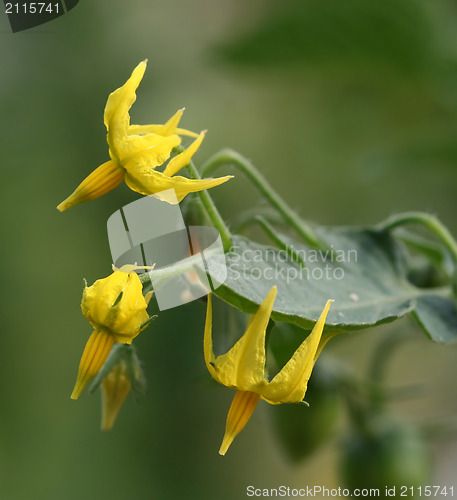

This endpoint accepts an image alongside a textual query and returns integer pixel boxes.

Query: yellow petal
[114,133,181,165]
[211,286,277,391]
[71,329,115,400]
[125,168,233,203]
[104,61,147,161]
[175,128,200,138]
[261,300,333,404]
[104,61,147,132]
[162,108,184,136]
[122,134,181,175]
[104,61,147,151]
[127,107,199,138]
[315,330,341,360]
[108,271,148,333]
[81,270,130,325]
[219,390,260,456]
[163,131,206,177]
[128,124,199,139]
[160,108,199,137]
[57,160,124,212]
[81,270,148,340]
[101,364,132,431]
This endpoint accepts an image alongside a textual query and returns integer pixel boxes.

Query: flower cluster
[62,62,334,453]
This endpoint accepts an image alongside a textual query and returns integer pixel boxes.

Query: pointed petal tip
[101,421,114,432]
[70,386,82,400]
[264,284,278,302]
[71,330,115,401]
[324,299,334,309]
[131,60,148,80]
[70,374,89,400]
[218,429,236,456]
[56,201,68,212]
[218,442,229,456]
[56,161,124,213]
[217,391,260,456]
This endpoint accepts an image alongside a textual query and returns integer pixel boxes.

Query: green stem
[368,333,405,412]
[377,212,457,265]
[232,208,283,234]
[201,149,324,248]
[187,159,232,251]
[173,147,232,251]
[255,215,306,268]
[139,246,222,286]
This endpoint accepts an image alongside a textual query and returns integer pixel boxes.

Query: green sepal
[89,344,147,400]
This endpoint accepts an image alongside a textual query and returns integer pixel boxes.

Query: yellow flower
[57,60,232,212]
[204,286,333,455]
[100,361,132,431]
[71,265,153,400]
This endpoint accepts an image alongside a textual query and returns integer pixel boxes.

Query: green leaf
[210,227,417,332]
[209,226,456,342]
[412,295,457,344]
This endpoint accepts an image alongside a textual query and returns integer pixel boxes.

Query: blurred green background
[1,1,457,498]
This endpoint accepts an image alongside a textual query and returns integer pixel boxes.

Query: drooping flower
[57,61,232,212]
[100,360,132,431]
[71,265,153,400]
[204,286,333,455]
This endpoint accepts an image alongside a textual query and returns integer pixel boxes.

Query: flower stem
[201,149,324,248]
[368,333,406,412]
[377,212,457,265]
[175,147,232,251]
[255,215,306,268]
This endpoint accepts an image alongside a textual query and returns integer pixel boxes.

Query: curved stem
[201,149,324,249]
[255,215,306,268]
[173,147,232,251]
[232,208,283,234]
[139,245,222,286]
[377,212,457,265]
[368,333,405,412]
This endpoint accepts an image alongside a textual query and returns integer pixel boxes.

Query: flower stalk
[377,211,457,267]
[179,148,233,251]
[201,149,324,249]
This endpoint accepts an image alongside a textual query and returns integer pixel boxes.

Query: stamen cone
[57,160,124,212]
[219,390,260,456]
[71,330,115,400]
